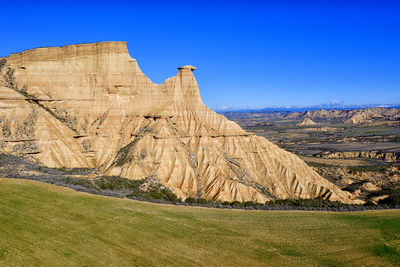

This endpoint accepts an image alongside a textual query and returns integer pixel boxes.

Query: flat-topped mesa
[0,42,362,204]
[6,41,130,64]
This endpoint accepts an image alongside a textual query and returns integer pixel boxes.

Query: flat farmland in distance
[0,178,399,266]
[223,111,400,205]
[299,155,369,166]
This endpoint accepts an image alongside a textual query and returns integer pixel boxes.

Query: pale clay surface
[297,118,317,126]
[0,42,360,203]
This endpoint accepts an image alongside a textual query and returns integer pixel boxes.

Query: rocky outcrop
[372,195,389,204]
[296,118,317,126]
[310,164,400,204]
[301,127,343,132]
[286,107,400,122]
[315,151,400,162]
[361,182,380,191]
[344,112,373,124]
[0,41,359,203]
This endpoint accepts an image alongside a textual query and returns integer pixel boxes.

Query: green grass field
[0,178,399,266]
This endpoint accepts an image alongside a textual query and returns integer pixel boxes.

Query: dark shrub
[185,197,197,204]
[197,198,211,205]
[244,201,257,207]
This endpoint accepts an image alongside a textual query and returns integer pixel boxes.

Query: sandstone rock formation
[297,118,317,126]
[301,127,343,132]
[361,182,380,192]
[372,195,389,205]
[0,41,360,203]
[315,151,400,162]
[344,112,373,124]
[286,107,400,123]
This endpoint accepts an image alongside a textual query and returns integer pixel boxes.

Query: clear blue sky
[1,0,399,109]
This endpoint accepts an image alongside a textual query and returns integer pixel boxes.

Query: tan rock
[0,41,361,204]
[317,150,399,162]
[352,189,362,199]
[372,195,389,205]
[286,107,400,122]
[297,118,317,126]
[344,112,373,124]
[361,182,380,191]
[301,127,342,132]
[341,177,354,185]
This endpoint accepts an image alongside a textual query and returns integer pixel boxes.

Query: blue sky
[1,0,399,109]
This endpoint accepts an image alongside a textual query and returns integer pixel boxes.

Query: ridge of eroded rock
[0,42,360,204]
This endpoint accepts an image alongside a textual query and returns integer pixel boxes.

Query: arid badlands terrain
[0,41,365,205]
[223,108,400,205]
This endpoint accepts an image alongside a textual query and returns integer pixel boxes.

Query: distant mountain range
[213,103,400,113]
[221,107,400,125]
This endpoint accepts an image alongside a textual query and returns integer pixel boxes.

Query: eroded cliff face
[0,41,360,203]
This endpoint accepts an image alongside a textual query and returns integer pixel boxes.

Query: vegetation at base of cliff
[305,161,334,168]
[347,163,397,174]
[185,196,397,210]
[59,175,179,202]
[64,177,95,188]
[0,153,398,210]
[94,175,142,191]
[305,161,396,173]
[342,181,365,193]
[51,166,93,175]
[126,188,179,202]
[366,183,400,207]
[0,153,179,203]
[95,175,179,202]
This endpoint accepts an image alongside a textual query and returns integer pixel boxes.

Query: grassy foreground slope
[0,179,399,266]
